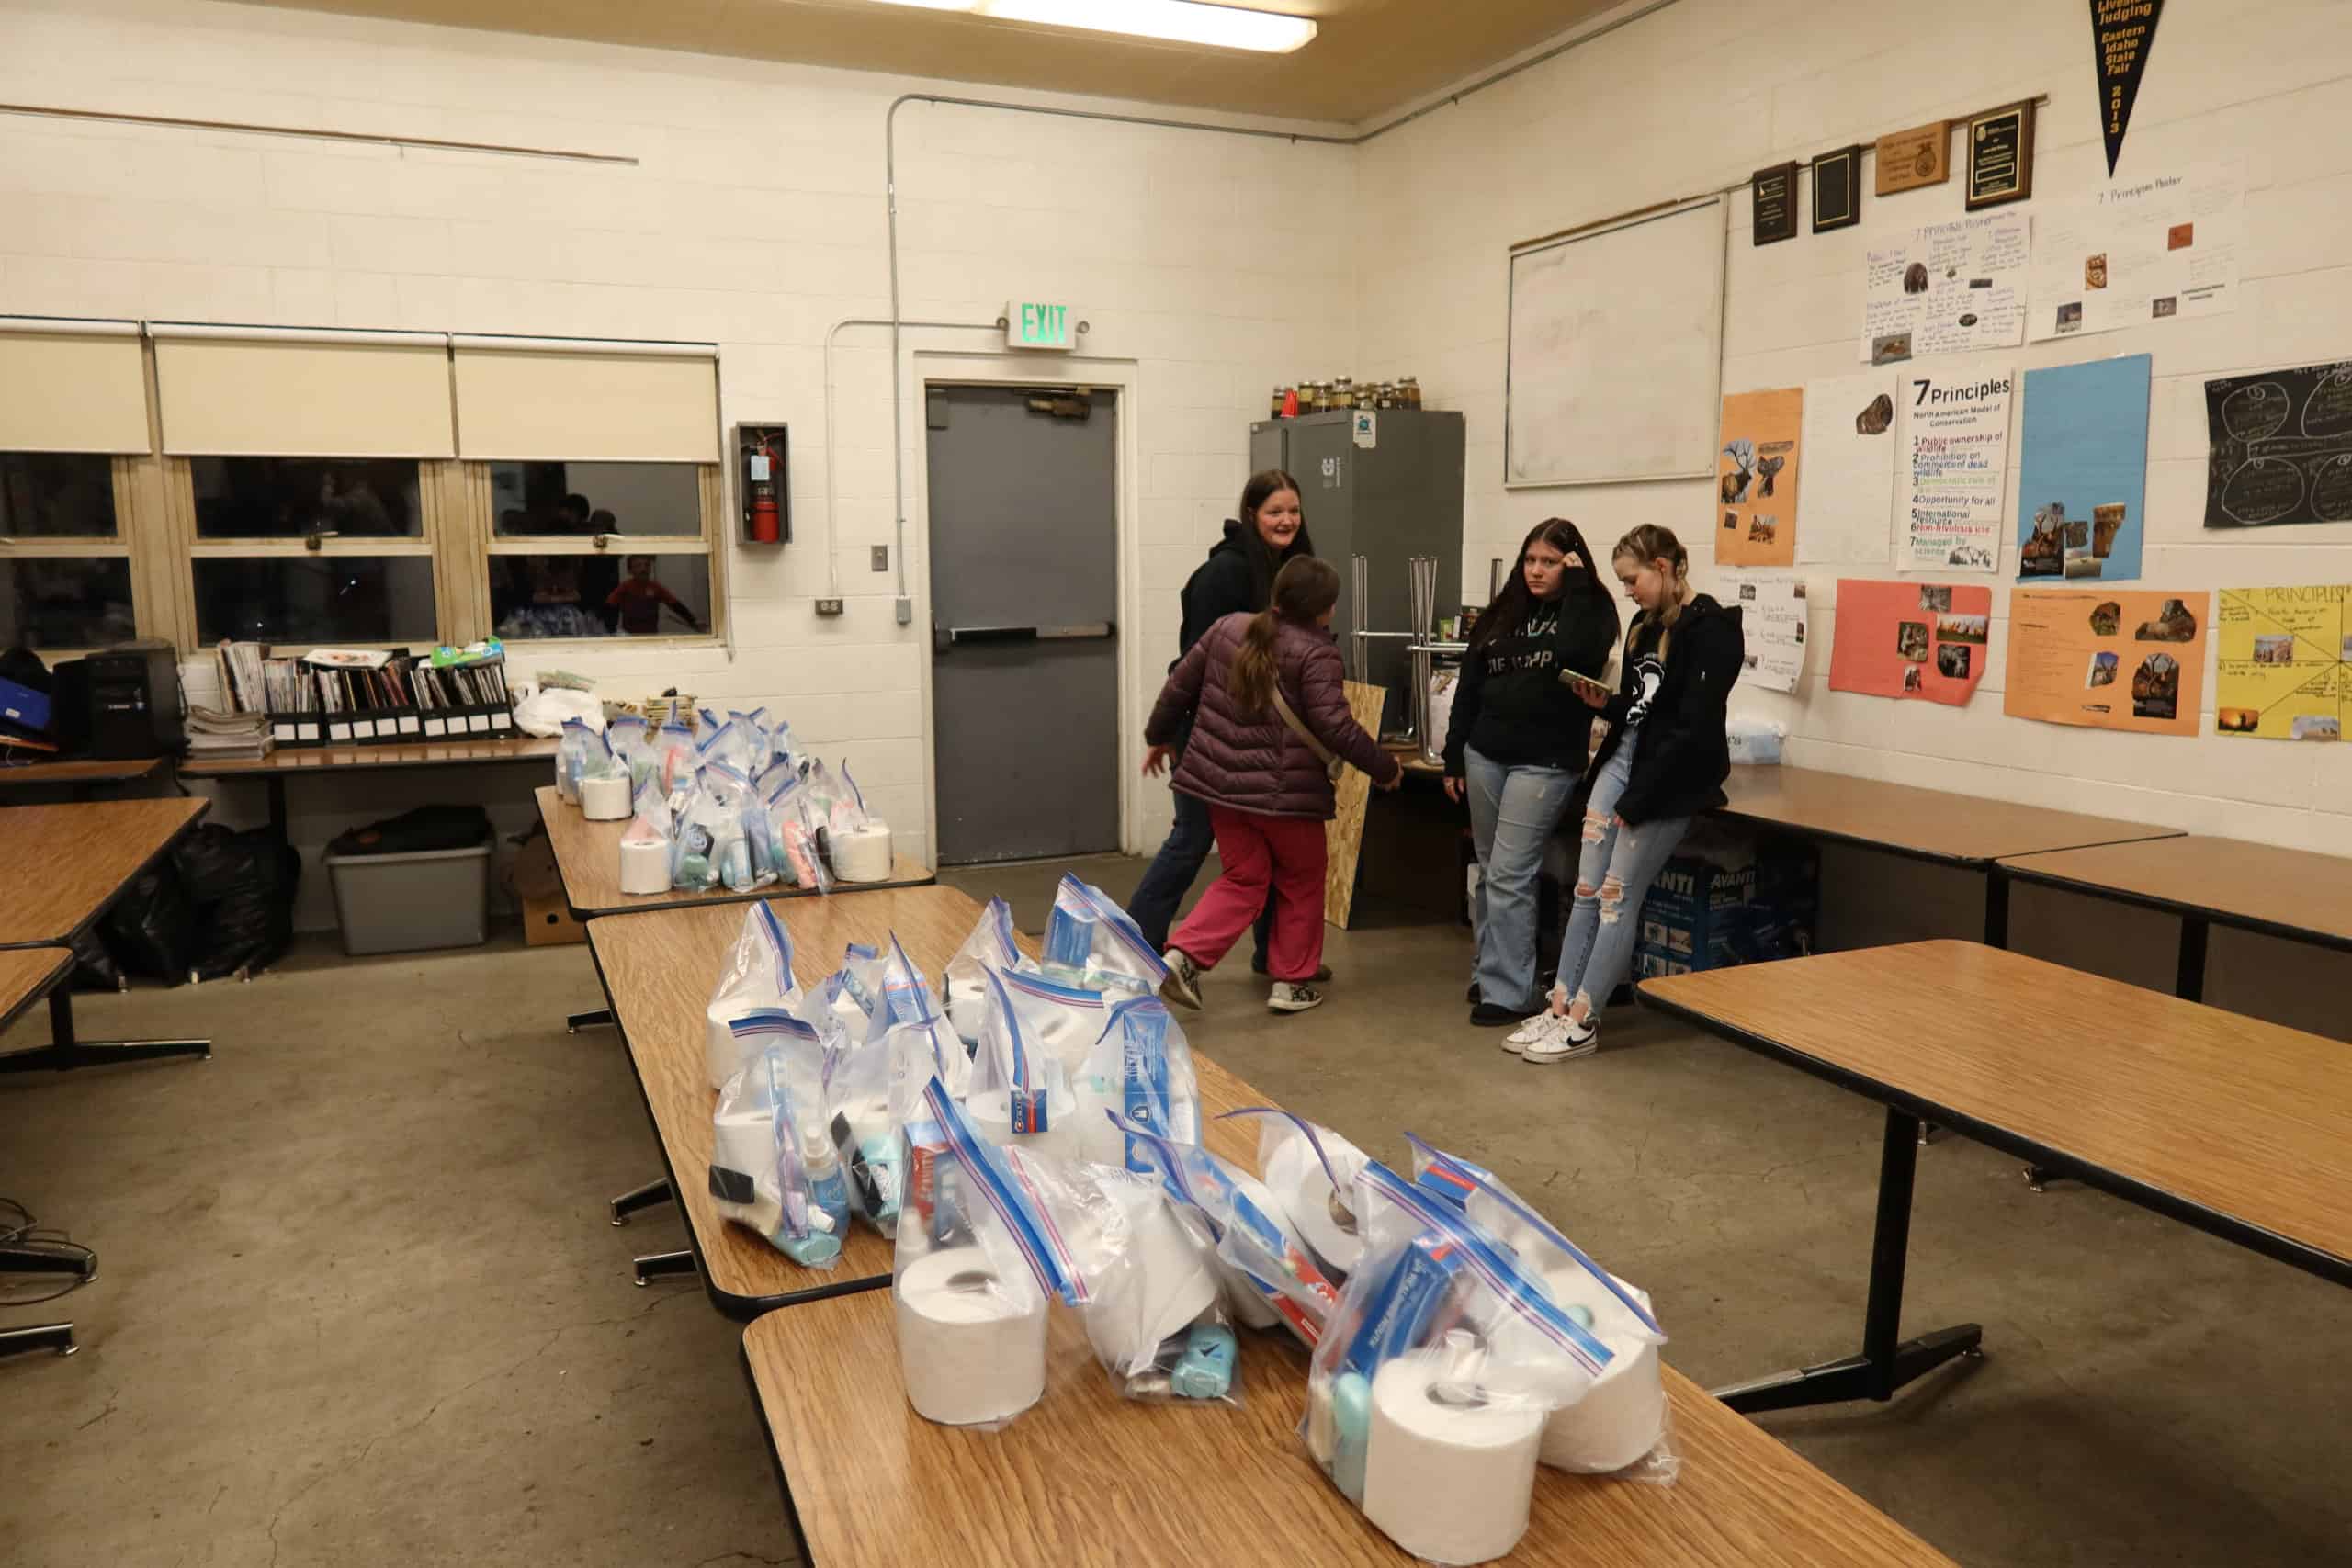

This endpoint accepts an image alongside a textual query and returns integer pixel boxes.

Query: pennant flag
[2092,0,2165,175]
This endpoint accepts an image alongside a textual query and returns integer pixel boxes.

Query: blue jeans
[1555,733,1690,1020]
[1464,748,1579,1011]
[1129,787,1272,962]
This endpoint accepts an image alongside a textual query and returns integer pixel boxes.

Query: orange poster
[2004,588,2208,737]
[1715,387,1802,567]
[1827,579,1993,705]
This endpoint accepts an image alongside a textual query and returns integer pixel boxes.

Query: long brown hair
[1612,524,1691,660]
[1231,556,1340,716]
[1468,517,1616,653]
[1235,468,1314,609]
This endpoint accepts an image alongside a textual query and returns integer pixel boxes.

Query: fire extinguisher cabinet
[736,423,790,544]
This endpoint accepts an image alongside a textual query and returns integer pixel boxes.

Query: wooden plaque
[1811,144,1863,232]
[1874,120,1950,196]
[1750,162,1800,245]
[1965,100,2035,210]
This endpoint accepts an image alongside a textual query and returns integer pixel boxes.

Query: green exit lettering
[1018,302,1069,346]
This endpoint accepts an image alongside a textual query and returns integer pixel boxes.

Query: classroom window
[488,461,702,536]
[0,450,141,651]
[0,453,118,537]
[190,556,438,646]
[189,457,423,540]
[2,556,135,649]
[492,551,711,641]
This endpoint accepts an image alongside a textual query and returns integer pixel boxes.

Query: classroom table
[0,945,86,1362]
[1713,765,2183,945]
[738,1050,1959,1568]
[180,736,559,841]
[0,755,166,796]
[585,885,1030,1318]
[1638,940,2352,1414]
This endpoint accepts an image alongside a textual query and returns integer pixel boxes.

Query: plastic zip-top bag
[1407,1135,1674,1483]
[822,942,888,1041]
[605,714,652,793]
[709,1024,849,1268]
[1041,874,1169,996]
[1118,1122,1343,1348]
[967,968,1080,1164]
[654,720,699,794]
[667,773,718,891]
[829,975,955,1240]
[1072,996,1201,1172]
[892,1077,1087,1427]
[705,903,808,1089]
[1304,1162,1619,1566]
[699,761,763,892]
[984,964,1111,1073]
[943,896,1028,1044]
[1229,1107,1375,1280]
[555,716,598,804]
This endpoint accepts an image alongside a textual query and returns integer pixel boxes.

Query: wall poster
[2004,588,2207,736]
[1715,387,1802,567]
[2028,161,2244,341]
[2018,354,2153,581]
[1903,365,2012,572]
[1827,579,1993,705]
[1860,211,2029,365]
[1797,370,1897,565]
[2215,585,2350,741]
[2203,360,2352,528]
[1732,573,1807,694]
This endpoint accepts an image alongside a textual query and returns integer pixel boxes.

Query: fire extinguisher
[744,429,786,543]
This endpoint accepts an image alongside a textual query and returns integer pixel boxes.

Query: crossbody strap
[1270,688,1341,776]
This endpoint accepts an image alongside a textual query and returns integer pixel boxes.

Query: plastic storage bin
[323,841,493,956]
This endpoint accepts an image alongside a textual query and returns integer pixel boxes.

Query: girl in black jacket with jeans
[1507,524,1743,1063]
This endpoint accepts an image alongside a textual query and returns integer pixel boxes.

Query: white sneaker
[1159,948,1204,1010]
[1503,1012,1566,1055]
[1522,1015,1599,1064]
[1267,981,1324,1014]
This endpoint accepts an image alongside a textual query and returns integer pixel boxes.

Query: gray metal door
[926,384,1121,864]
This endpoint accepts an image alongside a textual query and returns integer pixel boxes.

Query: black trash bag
[327,804,492,859]
[98,863,200,984]
[174,823,300,981]
[68,926,122,993]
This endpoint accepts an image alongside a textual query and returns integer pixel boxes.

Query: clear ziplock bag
[1304,1162,1619,1565]
[828,1004,955,1240]
[710,1028,849,1268]
[967,968,1080,1164]
[823,942,887,1040]
[555,716,598,804]
[667,773,718,891]
[892,1077,1087,1427]
[654,720,699,794]
[705,902,806,1089]
[700,761,763,892]
[1118,1122,1343,1348]
[1223,1107,1374,1280]
[944,896,1028,1044]
[1072,996,1200,1171]
[1407,1136,1675,1483]
[605,714,653,794]
[984,964,1111,1073]
[1041,874,1169,996]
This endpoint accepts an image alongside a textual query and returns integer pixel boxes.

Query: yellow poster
[2004,588,2207,737]
[2216,585,2351,741]
[1715,387,1802,567]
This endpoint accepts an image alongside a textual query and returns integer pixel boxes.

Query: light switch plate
[814,598,844,616]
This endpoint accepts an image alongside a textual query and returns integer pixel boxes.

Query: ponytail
[1230,556,1340,715]
[1612,524,1691,662]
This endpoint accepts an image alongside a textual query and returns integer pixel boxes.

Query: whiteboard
[1505,197,1726,488]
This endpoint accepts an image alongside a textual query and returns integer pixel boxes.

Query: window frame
[0,452,174,656]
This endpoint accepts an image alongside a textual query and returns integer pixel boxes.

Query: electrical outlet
[814,597,844,616]
[895,596,912,625]
[870,545,888,571]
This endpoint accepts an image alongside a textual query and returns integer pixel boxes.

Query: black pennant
[2092,0,2165,175]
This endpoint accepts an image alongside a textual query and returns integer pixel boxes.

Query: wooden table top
[1642,941,2352,1279]
[0,755,166,786]
[178,736,558,777]
[1716,764,2180,867]
[587,886,1034,1318]
[534,785,932,918]
[0,946,72,1034]
[742,1053,1954,1568]
[0,796,209,947]
[1998,835,2352,951]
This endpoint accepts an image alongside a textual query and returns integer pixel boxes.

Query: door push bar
[933,621,1115,653]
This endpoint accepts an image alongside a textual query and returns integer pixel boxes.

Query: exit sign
[1007,300,1074,351]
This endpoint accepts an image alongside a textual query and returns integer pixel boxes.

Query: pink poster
[1828,579,1993,705]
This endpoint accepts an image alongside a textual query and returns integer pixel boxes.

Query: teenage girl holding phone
[1508,523,1743,1063]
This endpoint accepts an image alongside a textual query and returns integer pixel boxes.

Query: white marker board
[1505,197,1726,488]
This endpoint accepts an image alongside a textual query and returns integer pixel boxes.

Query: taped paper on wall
[2018,355,2152,583]
[1731,574,1806,694]
[1827,579,1992,705]
[1714,387,1802,568]
[2004,588,2207,737]
[1860,211,2029,364]
[2029,161,2243,341]
[1796,370,1896,566]
[2215,585,2350,741]
[1903,366,2012,573]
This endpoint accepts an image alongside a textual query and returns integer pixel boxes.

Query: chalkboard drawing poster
[1797,370,1898,565]
[2203,360,2352,528]
[2018,354,2152,582]
[2215,585,2350,740]
[2004,587,2207,737]
[1859,212,2029,363]
[1715,387,1802,567]
[2027,161,2244,341]
[1827,579,1993,705]
[1903,365,2011,573]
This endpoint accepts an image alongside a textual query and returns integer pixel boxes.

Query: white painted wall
[1357,0,2352,856]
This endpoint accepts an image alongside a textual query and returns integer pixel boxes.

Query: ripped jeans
[1553,731,1690,1021]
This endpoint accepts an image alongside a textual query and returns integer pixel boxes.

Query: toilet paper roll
[618,836,671,895]
[966,1087,1082,1165]
[1538,1269,1665,1473]
[1072,1077,1127,1168]
[1266,1134,1366,1278]
[1363,1356,1545,1566]
[581,774,632,820]
[947,979,988,1046]
[895,1245,1047,1426]
[831,821,895,883]
[1083,1194,1218,1369]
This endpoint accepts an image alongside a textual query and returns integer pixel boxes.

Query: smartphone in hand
[1557,669,1613,705]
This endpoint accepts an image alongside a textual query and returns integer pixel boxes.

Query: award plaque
[1965,100,2035,209]
[1811,144,1863,232]
[1750,162,1799,245]
[1874,120,1950,196]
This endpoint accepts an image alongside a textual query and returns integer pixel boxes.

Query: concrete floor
[3,860,2347,1566]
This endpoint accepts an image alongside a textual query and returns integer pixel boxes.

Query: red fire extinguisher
[744,428,786,543]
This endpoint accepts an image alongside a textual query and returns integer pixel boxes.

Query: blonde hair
[1612,524,1690,661]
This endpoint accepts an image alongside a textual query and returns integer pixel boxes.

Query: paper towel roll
[581,774,631,820]
[618,836,670,895]
[1083,1193,1217,1369]
[967,1086,1082,1165]
[1363,1354,1545,1566]
[895,1245,1047,1426]
[832,821,894,883]
[1266,1135,1366,1278]
[1538,1270,1665,1473]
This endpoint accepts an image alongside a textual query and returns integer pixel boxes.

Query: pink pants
[1169,806,1327,982]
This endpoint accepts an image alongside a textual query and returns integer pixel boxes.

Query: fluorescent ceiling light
[868,0,1317,53]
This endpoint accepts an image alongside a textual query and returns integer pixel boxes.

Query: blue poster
[2017,354,2153,582]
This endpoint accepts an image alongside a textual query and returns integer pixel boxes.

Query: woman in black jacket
[1507,523,1743,1063]
[1442,518,1620,1027]
[1127,470,1316,965]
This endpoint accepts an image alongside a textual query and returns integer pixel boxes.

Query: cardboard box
[522,890,586,947]
[507,833,585,947]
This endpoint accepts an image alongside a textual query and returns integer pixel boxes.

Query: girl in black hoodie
[1442,518,1621,1025]
[1507,524,1743,1063]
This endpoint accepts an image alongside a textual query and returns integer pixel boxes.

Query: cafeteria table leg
[2174,915,2209,1003]
[609,1177,673,1225]
[633,1250,695,1287]
[0,993,209,1077]
[566,1009,615,1033]
[0,1323,78,1359]
[0,1241,96,1282]
[1713,1107,1983,1415]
